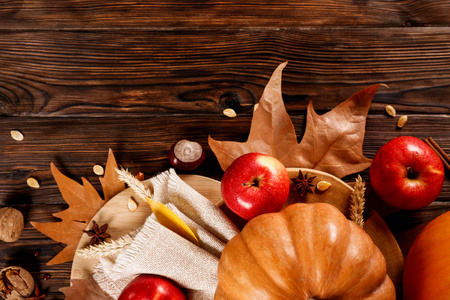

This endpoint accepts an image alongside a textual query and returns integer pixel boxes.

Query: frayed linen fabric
[93,169,239,299]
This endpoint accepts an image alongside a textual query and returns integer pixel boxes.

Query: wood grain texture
[0,121,448,297]
[1,115,449,207]
[0,0,449,29]
[0,29,449,116]
[0,1,449,298]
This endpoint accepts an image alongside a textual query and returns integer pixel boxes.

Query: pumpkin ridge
[242,213,299,298]
[217,234,272,299]
[317,206,353,297]
[285,204,320,297]
[337,222,392,298]
[279,208,311,298]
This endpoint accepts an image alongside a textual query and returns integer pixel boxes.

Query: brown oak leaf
[60,278,113,300]
[30,150,124,265]
[208,62,380,178]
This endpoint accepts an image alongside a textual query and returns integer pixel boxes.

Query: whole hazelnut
[0,208,24,243]
[0,267,34,300]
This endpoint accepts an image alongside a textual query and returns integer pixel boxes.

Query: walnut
[0,208,24,243]
[0,267,34,300]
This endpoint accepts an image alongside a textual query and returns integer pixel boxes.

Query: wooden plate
[70,174,222,280]
[71,169,404,294]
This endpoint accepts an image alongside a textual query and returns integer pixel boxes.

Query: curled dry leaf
[209,62,379,178]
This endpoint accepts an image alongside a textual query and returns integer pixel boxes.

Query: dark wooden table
[0,1,449,299]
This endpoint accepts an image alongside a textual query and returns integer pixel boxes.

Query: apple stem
[242,176,261,188]
[406,166,416,179]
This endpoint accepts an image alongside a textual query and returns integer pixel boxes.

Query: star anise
[291,171,316,197]
[27,284,46,300]
[83,220,111,246]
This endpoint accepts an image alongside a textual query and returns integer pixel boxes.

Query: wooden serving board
[71,168,404,294]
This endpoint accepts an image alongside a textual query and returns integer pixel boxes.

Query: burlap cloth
[93,169,239,299]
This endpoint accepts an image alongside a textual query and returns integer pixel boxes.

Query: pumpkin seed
[316,181,332,192]
[385,105,396,117]
[397,115,408,128]
[10,130,24,141]
[127,197,138,212]
[223,108,237,118]
[27,177,40,188]
[93,165,104,176]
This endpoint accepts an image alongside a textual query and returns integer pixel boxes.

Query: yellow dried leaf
[145,197,199,245]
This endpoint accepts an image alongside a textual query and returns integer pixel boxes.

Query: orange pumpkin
[215,202,395,299]
[403,211,450,300]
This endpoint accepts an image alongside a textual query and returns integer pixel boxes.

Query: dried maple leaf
[209,62,380,178]
[60,278,113,300]
[30,150,124,265]
[100,149,126,201]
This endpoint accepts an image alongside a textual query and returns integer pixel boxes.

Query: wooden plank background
[0,1,449,298]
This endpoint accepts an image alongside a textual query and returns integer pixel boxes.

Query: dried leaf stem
[77,235,133,259]
[349,175,366,228]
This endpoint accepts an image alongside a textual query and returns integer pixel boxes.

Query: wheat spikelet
[116,167,153,200]
[77,235,133,259]
[349,175,366,228]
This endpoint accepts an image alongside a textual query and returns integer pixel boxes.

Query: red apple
[118,274,186,300]
[221,153,290,220]
[370,136,444,210]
